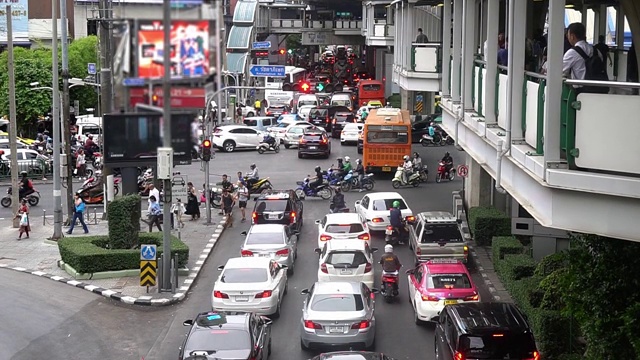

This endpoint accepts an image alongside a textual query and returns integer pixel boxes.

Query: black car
[308,106,352,131]
[298,129,331,159]
[331,112,355,138]
[411,115,438,143]
[435,302,540,360]
[309,351,397,360]
[357,131,363,154]
[266,104,288,118]
[252,189,304,232]
[179,311,272,360]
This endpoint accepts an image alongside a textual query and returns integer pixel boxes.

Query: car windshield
[221,268,268,283]
[371,199,408,211]
[246,232,285,245]
[326,251,368,266]
[459,333,537,358]
[310,294,364,311]
[422,224,463,243]
[325,223,364,233]
[309,109,328,119]
[428,274,472,289]
[244,119,259,127]
[335,114,353,122]
[332,99,351,107]
[299,100,317,106]
[303,133,324,141]
[185,329,251,353]
[256,199,288,212]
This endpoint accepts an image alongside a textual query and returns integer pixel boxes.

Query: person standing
[76,148,86,180]
[221,189,235,228]
[171,198,186,229]
[185,182,200,221]
[147,195,162,232]
[235,181,249,222]
[16,199,30,240]
[67,194,89,234]
[415,28,429,43]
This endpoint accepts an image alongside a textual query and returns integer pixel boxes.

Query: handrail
[411,42,441,47]
[524,71,546,80]
[564,79,640,89]
[474,59,487,66]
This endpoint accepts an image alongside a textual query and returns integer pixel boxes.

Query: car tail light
[372,218,384,223]
[267,112,272,115]
[421,293,439,302]
[290,211,297,223]
[332,119,336,124]
[416,247,421,255]
[255,290,272,298]
[251,212,257,224]
[364,263,372,273]
[320,234,332,241]
[350,320,370,329]
[241,250,253,257]
[382,275,398,282]
[299,138,307,144]
[464,294,479,301]
[405,215,415,222]
[454,351,465,360]
[213,291,229,299]
[304,320,323,329]
[275,249,289,256]
[358,233,370,240]
[320,263,328,273]
[341,130,345,134]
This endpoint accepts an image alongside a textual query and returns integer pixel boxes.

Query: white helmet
[356,158,361,164]
[344,156,351,162]
[403,155,409,161]
[385,244,393,253]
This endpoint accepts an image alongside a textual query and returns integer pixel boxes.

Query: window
[256,199,289,212]
[413,266,423,284]
[429,274,472,289]
[310,294,364,311]
[244,119,258,127]
[221,268,268,283]
[372,198,407,211]
[414,221,424,241]
[458,333,537,358]
[185,329,251,352]
[325,223,364,233]
[421,224,463,243]
[366,131,409,144]
[335,114,354,123]
[24,151,38,160]
[263,118,272,126]
[326,251,368,267]
[362,84,381,92]
[291,71,306,84]
[444,312,456,345]
[246,232,286,245]
[361,196,370,209]
[331,99,351,107]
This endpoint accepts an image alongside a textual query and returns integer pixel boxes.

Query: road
[2,140,487,360]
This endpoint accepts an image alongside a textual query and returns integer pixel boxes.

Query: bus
[357,80,385,107]
[362,108,412,173]
[264,66,307,106]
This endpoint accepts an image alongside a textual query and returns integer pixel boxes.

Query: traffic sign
[123,77,146,87]
[171,175,189,202]
[87,63,97,75]
[140,260,157,287]
[141,244,157,261]
[457,165,469,178]
[252,41,271,49]
[249,65,286,78]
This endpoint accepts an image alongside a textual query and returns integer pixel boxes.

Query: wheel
[435,175,442,183]
[223,140,235,152]
[258,147,265,154]
[268,339,272,356]
[85,168,94,178]
[295,189,305,199]
[340,181,352,192]
[247,112,254,117]
[363,181,374,191]
[212,194,222,208]
[274,145,280,153]
[421,139,429,147]
[114,185,119,196]
[272,298,282,318]
[1,197,10,208]
[300,339,309,351]
[287,262,295,275]
[297,152,303,159]
[449,171,456,181]
[284,144,290,149]
[392,180,401,189]
[340,141,344,146]
[412,180,420,187]
[318,188,332,200]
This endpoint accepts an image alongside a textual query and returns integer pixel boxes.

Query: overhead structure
[226,0,259,74]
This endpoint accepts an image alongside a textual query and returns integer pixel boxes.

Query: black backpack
[572,46,609,94]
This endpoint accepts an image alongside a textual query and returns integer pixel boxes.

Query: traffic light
[251,49,269,58]
[152,94,159,106]
[301,82,310,93]
[315,82,325,92]
[202,139,212,162]
[279,49,286,55]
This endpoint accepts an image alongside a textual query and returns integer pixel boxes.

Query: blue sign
[123,78,146,87]
[88,63,97,75]
[252,41,271,49]
[416,94,424,102]
[249,65,286,78]
[0,0,29,44]
[141,244,157,260]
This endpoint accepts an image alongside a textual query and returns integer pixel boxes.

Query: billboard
[129,87,205,109]
[0,0,29,44]
[137,20,210,78]
[103,113,195,167]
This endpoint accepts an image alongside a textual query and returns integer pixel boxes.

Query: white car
[268,120,312,139]
[211,125,263,152]
[282,124,313,149]
[212,257,288,317]
[316,212,371,248]
[315,240,378,289]
[298,105,316,120]
[340,123,364,145]
[237,103,258,117]
[355,192,415,231]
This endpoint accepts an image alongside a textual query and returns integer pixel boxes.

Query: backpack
[572,46,609,94]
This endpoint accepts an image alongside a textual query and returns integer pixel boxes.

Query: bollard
[43,209,46,226]
[157,254,163,293]
[171,254,177,294]
[93,207,97,225]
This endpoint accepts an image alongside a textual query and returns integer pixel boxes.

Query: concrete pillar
[464,154,492,208]
[441,0,452,97]
[451,0,463,102]
[400,88,411,111]
[581,7,588,26]
[595,5,607,40]
[484,0,499,124]
[543,0,565,168]
[461,0,476,110]
[506,0,526,139]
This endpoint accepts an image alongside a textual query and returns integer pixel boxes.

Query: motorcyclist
[389,200,406,244]
[379,244,402,293]
[354,158,365,192]
[309,166,324,190]
[342,156,353,174]
[402,155,413,184]
[412,152,423,170]
[262,133,276,148]
[427,122,437,139]
[246,164,259,188]
[333,158,345,180]
[18,171,34,200]
[84,134,97,158]
[330,187,347,213]
[441,152,454,173]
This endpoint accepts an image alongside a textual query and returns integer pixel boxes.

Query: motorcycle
[391,167,421,189]
[435,162,456,183]
[381,271,400,303]
[77,177,104,204]
[244,177,273,195]
[295,178,332,200]
[73,166,95,179]
[323,168,343,186]
[420,133,444,147]
[340,172,376,192]
[385,222,408,246]
[329,197,350,213]
[256,137,281,154]
[415,165,428,183]
[1,187,40,208]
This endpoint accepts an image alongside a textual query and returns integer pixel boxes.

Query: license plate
[329,326,344,333]
[444,300,457,305]
[385,229,393,235]
[268,214,280,220]
[309,146,317,149]
[382,166,391,172]
[259,253,271,257]
[340,269,353,275]
[235,296,249,302]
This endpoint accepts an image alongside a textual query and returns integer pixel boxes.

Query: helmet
[250,163,256,169]
[445,152,450,157]
[315,166,321,172]
[88,134,93,139]
[385,244,393,253]
[430,122,435,126]
[344,156,350,162]
[20,171,27,177]
[403,155,409,161]
[413,152,420,158]
[392,200,400,208]
[356,158,361,163]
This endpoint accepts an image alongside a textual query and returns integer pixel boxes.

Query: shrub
[534,251,569,277]
[107,194,141,249]
[495,254,536,282]
[491,236,524,263]
[538,268,569,311]
[59,233,189,274]
[468,206,511,245]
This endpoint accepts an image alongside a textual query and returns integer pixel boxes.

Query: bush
[492,236,524,263]
[59,233,189,274]
[107,194,141,249]
[534,251,569,277]
[538,268,569,311]
[495,254,536,282]
[468,206,511,245]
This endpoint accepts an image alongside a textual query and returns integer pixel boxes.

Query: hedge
[58,233,189,274]
[468,206,511,245]
[495,254,536,282]
[107,194,141,249]
[534,251,568,278]
[492,236,524,262]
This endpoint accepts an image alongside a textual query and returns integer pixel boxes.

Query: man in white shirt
[148,184,160,206]
[562,22,593,80]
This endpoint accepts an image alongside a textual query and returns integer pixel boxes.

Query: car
[366,100,383,108]
[237,103,258,117]
[240,224,299,275]
[408,211,469,264]
[282,124,314,149]
[308,106,351,131]
[0,148,47,174]
[212,125,263,152]
[251,189,304,233]
[435,302,540,360]
[243,116,275,132]
[267,119,312,139]
[406,259,480,323]
[298,128,331,159]
[315,212,371,248]
[265,104,289,117]
[298,105,316,120]
[275,113,302,124]
[315,240,378,289]
[331,112,356,138]
[340,123,364,145]
[212,257,288,317]
[354,192,414,231]
[309,351,397,360]
[300,282,377,350]
[179,311,272,360]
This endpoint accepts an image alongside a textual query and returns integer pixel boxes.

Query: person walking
[16,199,30,240]
[76,148,86,180]
[235,181,249,222]
[221,189,235,228]
[171,198,186,229]
[67,194,89,234]
[147,195,163,232]
[185,182,200,221]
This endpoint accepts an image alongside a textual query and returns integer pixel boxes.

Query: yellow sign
[140,260,157,286]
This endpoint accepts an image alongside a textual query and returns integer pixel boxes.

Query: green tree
[286,34,302,51]
[68,36,99,115]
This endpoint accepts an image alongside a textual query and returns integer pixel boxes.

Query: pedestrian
[185,182,200,221]
[76,148,86,180]
[147,195,163,232]
[171,198,186,229]
[221,189,235,228]
[16,199,30,240]
[415,28,429,43]
[148,184,160,205]
[67,194,89,234]
[235,181,249,222]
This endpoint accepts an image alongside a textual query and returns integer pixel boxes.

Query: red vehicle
[357,80,385,107]
[406,259,480,323]
[436,161,456,183]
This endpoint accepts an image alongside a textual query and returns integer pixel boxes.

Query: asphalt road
[2,141,490,360]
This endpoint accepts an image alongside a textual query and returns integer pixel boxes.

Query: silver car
[241,224,299,275]
[299,281,377,350]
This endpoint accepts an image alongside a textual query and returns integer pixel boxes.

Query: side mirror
[217,265,225,271]
[355,200,361,206]
[240,231,247,236]
[254,197,258,201]
[457,218,462,224]
[183,319,194,326]
[371,247,379,253]
[314,248,322,254]
[371,288,380,293]
[261,316,273,325]
[405,269,414,275]
[315,219,321,225]
[300,289,309,295]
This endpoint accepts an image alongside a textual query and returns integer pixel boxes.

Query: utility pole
[60,0,74,225]
[6,6,19,228]
[51,0,63,240]
[99,0,114,216]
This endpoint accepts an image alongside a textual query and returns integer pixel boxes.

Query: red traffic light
[202,140,211,148]
[301,82,310,92]
[279,49,286,55]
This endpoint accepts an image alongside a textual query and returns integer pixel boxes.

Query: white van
[330,93,353,111]
[297,94,318,108]
[74,115,103,144]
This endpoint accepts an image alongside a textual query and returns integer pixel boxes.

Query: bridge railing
[269,19,363,31]
[373,23,394,37]
[411,43,441,73]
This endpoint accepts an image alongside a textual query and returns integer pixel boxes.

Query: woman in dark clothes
[185,182,200,220]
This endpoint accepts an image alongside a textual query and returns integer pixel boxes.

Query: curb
[0,216,229,306]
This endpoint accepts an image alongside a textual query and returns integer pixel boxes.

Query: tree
[286,34,302,51]
[68,36,99,115]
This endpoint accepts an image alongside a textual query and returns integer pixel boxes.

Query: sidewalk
[0,209,228,306]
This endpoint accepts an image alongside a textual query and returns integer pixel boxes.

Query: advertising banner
[0,0,29,44]
[129,87,205,109]
[137,20,210,78]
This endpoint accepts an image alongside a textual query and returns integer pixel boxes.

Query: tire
[247,112,254,117]
[318,188,332,200]
[258,147,265,154]
[295,189,305,199]
[274,145,280,153]
[412,181,420,187]
[435,174,442,183]
[287,262,294,275]
[223,140,235,152]
[297,152,303,159]
[300,339,309,351]
[392,180,401,189]
[340,181,352,192]
[85,168,94,178]
[212,194,222,208]
[272,299,281,319]
[449,171,456,181]
[284,144,290,149]
[421,139,429,147]
[363,181,374,191]
[28,196,39,206]
[1,197,10,208]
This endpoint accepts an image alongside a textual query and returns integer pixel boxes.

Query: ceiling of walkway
[305,0,362,15]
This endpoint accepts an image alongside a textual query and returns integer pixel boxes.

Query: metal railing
[0,159,53,180]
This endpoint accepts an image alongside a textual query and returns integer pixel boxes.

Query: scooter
[340,172,376,192]
[256,137,281,154]
[415,165,428,183]
[420,133,444,147]
[244,177,273,195]
[1,188,40,208]
[295,178,332,200]
[391,167,421,189]
[380,271,400,303]
[385,222,408,246]
[435,162,456,183]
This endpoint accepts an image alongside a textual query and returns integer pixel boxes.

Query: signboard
[249,65,286,77]
[302,31,330,45]
[140,260,157,286]
[0,0,29,44]
[129,86,206,109]
[141,244,157,260]
[252,41,271,49]
[77,0,202,3]
[457,165,469,178]
[171,175,189,202]
[123,78,146,87]
[88,63,97,75]
[137,20,210,78]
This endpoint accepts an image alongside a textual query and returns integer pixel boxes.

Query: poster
[137,20,210,78]
[0,0,29,44]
